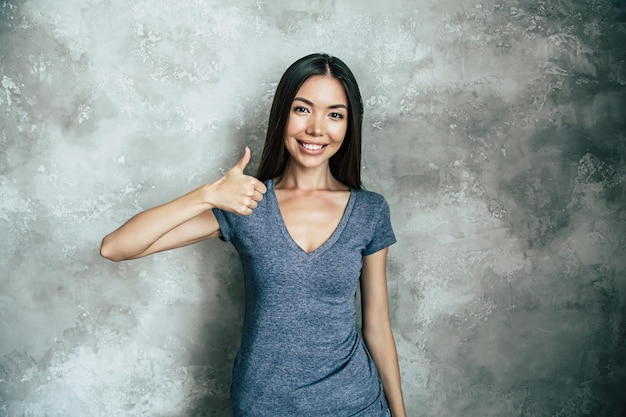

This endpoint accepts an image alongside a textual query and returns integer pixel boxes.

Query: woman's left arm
[361,247,407,417]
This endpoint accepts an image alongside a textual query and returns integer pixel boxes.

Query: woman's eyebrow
[294,97,348,110]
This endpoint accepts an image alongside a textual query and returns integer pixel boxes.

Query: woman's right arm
[100,147,266,262]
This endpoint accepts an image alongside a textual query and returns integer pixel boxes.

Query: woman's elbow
[362,319,393,342]
[99,237,125,262]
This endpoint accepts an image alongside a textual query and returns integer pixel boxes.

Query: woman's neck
[276,161,347,191]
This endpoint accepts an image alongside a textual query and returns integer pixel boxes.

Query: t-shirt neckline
[267,178,356,257]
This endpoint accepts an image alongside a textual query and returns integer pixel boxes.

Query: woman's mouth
[298,141,326,151]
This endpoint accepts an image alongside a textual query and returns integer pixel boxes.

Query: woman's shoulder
[353,187,391,216]
[354,187,388,204]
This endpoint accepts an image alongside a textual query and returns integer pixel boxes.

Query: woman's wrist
[199,182,218,210]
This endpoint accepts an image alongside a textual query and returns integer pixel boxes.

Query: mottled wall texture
[1,0,625,416]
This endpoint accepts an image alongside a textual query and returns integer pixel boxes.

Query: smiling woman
[100,53,406,417]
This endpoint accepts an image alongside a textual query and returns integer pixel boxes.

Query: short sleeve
[212,207,237,242]
[363,197,396,256]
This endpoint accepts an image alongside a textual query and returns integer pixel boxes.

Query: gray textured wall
[1,0,625,416]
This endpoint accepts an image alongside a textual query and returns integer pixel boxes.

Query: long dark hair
[256,53,364,190]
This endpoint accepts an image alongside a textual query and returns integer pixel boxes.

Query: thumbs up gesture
[208,147,267,216]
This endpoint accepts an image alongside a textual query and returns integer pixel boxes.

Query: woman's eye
[294,106,309,113]
[330,112,344,120]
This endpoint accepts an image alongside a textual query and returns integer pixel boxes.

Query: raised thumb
[231,146,251,173]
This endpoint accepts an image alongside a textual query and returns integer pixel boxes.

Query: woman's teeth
[301,142,324,151]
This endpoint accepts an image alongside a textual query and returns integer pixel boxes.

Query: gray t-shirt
[213,178,396,417]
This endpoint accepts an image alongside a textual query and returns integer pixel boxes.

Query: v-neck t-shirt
[212,178,396,417]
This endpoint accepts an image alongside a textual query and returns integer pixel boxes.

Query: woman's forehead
[295,75,348,106]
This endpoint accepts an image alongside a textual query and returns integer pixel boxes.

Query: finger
[231,146,251,174]
[253,180,267,194]
[238,204,253,216]
[242,205,254,216]
[251,189,264,202]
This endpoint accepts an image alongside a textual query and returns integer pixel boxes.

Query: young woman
[101,53,406,417]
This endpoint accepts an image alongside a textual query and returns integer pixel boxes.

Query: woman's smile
[298,140,326,152]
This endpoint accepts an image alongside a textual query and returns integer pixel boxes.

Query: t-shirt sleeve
[212,207,237,242]
[363,197,397,256]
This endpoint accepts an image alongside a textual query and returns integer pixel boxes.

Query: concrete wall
[1,0,625,416]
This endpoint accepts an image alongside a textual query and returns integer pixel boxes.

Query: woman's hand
[206,147,267,216]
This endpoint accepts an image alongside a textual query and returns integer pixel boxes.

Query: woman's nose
[306,114,324,137]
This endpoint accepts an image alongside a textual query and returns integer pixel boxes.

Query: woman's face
[283,75,349,171]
